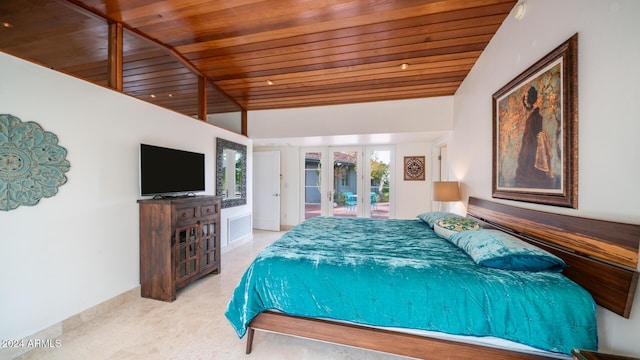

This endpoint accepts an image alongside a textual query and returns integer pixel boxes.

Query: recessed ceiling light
[266,80,274,86]
[2,22,13,28]
[150,94,156,98]
[400,63,409,70]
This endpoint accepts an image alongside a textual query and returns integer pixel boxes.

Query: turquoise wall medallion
[0,114,71,211]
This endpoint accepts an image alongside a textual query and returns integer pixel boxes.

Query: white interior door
[253,151,280,231]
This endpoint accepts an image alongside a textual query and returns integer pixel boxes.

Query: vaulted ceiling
[1,0,516,115]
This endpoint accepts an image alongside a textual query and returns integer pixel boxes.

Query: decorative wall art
[0,114,70,211]
[492,34,578,208]
[404,156,425,181]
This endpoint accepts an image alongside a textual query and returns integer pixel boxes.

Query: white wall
[394,143,434,219]
[451,0,640,356]
[250,97,453,225]
[256,142,434,227]
[207,111,242,134]
[0,52,251,342]
[249,97,453,138]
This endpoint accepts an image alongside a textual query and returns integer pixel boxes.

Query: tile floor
[15,230,408,360]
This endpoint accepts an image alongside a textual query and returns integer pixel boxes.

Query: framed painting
[404,156,425,181]
[492,34,578,208]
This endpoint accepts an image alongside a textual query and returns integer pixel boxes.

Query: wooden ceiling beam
[107,22,123,90]
[63,0,245,112]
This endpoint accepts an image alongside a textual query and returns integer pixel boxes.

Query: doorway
[253,151,280,231]
[301,146,394,220]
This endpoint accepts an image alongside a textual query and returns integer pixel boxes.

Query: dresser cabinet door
[174,224,199,286]
[199,220,220,273]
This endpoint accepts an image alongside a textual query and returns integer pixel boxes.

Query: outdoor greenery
[311,152,390,206]
[332,154,390,205]
[370,154,390,201]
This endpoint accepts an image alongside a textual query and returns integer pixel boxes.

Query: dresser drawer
[175,201,217,225]
[201,204,218,217]
[175,206,199,225]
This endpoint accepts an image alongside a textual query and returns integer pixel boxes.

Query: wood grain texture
[138,202,175,301]
[572,349,640,360]
[467,197,639,269]
[1,0,516,111]
[138,196,221,302]
[249,312,554,360]
[467,197,639,318]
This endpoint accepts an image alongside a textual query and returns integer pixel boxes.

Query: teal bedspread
[225,217,597,355]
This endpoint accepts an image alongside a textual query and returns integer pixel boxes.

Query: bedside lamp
[433,181,461,211]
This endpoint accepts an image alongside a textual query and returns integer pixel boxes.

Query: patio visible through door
[302,146,393,220]
[330,148,361,218]
[368,148,391,219]
[303,149,323,219]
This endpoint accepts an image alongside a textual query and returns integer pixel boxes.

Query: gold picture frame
[492,34,578,208]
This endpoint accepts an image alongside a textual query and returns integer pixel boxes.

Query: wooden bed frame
[245,197,640,359]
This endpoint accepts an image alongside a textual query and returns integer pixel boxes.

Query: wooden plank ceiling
[1,0,516,112]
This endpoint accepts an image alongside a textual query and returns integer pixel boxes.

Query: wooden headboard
[466,197,640,318]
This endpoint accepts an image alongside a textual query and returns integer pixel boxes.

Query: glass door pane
[369,149,392,219]
[302,146,392,220]
[303,150,323,219]
[331,148,361,217]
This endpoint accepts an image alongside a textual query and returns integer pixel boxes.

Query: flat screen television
[139,144,205,197]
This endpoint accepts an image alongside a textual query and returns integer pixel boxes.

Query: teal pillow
[448,229,566,272]
[433,216,481,239]
[417,211,459,228]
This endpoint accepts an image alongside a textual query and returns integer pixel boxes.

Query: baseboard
[221,233,254,254]
[0,286,140,359]
[61,287,139,332]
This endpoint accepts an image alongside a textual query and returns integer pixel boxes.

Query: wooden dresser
[138,195,221,302]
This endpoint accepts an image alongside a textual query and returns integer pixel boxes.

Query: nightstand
[572,349,640,360]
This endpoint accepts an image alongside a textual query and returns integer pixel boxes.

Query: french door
[329,147,362,217]
[302,146,394,220]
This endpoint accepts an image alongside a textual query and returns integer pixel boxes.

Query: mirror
[216,138,247,208]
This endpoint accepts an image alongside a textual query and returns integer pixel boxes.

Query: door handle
[273,193,279,197]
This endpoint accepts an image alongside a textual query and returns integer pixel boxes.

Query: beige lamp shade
[433,181,461,202]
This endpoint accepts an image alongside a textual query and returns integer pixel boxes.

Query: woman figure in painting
[515,86,554,188]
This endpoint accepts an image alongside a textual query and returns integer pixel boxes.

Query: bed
[225,197,639,359]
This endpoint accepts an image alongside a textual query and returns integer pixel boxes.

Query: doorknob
[273,193,279,197]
